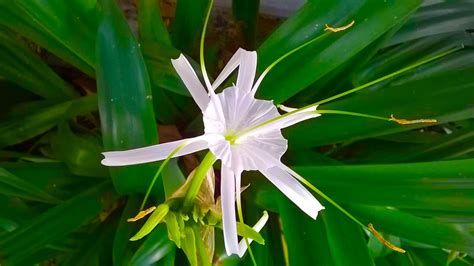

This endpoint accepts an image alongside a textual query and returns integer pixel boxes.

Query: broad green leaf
[0,95,97,148]
[138,0,171,45]
[0,0,100,75]
[1,162,94,199]
[181,227,197,266]
[286,49,474,148]
[386,1,474,47]
[277,197,334,265]
[295,158,474,213]
[113,196,141,266]
[51,123,108,177]
[0,168,60,203]
[62,210,118,266]
[130,224,174,265]
[257,0,421,102]
[0,28,78,99]
[349,205,474,256]
[0,181,115,264]
[96,0,161,195]
[330,119,474,164]
[171,0,210,55]
[323,205,375,266]
[354,32,469,87]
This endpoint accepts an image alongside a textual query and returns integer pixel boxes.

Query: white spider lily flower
[102,48,324,256]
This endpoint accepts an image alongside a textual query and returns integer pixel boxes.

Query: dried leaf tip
[127,206,157,222]
[368,223,406,253]
[390,115,437,125]
[325,20,355,32]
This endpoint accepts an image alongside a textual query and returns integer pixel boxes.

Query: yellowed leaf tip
[324,20,355,32]
[390,114,437,125]
[368,223,406,253]
[127,206,156,222]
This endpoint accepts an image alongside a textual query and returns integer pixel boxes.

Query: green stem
[183,152,217,209]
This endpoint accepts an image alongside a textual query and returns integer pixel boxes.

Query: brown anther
[390,115,437,125]
[324,20,355,32]
[368,223,406,253]
[127,206,156,222]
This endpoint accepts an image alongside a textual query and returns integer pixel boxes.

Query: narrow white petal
[101,135,214,166]
[260,164,324,219]
[236,50,257,92]
[237,211,269,257]
[171,54,209,111]
[221,166,239,255]
[212,49,257,92]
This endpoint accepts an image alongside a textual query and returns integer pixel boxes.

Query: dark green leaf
[96,0,161,195]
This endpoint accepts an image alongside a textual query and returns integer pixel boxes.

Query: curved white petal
[260,164,324,219]
[244,106,321,138]
[212,48,257,92]
[101,134,215,166]
[236,50,257,92]
[221,166,239,255]
[171,54,209,111]
[238,211,269,257]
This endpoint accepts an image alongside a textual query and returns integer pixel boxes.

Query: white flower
[102,48,324,256]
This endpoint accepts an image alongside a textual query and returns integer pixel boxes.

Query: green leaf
[295,158,474,213]
[0,95,97,148]
[0,168,60,203]
[0,181,115,264]
[257,0,421,102]
[287,49,474,148]
[386,1,474,46]
[181,227,198,266]
[113,196,141,266]
[130,204,169,241]
[138,0,171,45]
[96,0,161,195]
[0,28,78,99]
[0,0,100,75]
[277,197,334,265]
[349,205,474,256]
[171,0,210,55]
[323,205,375,266]
[51,123,108,177]
[130,224,174,265]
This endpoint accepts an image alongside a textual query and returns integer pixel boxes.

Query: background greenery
[0,0,473,265]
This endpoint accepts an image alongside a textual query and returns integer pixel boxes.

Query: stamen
[390,115,437,125]
[199,0,214,91]
[368,223,406,253]
[324,20,355,32]
[127,206,157,222]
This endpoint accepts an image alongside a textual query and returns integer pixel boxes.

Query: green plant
[0,0,473,265]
